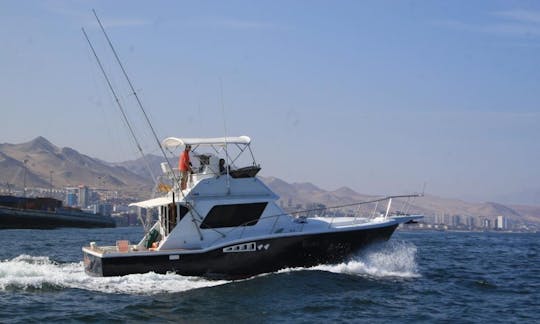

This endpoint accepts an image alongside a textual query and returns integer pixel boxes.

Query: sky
[1,0,539,204]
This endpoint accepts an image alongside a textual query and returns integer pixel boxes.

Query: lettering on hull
[223,242,264,253]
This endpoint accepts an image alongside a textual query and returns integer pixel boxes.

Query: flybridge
[152,135,263,202]
[161,136,259,182]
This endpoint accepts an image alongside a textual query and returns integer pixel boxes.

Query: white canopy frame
[162,136,258,171]
[162,136,251,148]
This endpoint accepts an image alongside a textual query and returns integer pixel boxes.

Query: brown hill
[0,151,49,188]
[508,205,540,224]
[259,177,540,225]
[0,137,152,198]
[1,137,539,225]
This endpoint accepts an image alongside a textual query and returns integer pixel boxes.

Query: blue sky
[1,1,539,204]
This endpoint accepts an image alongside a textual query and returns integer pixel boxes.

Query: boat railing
[160,162,259,193]
[161,162,216,191]
[211,194,422,244]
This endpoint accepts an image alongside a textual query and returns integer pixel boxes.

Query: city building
[64,187,79,207]
[483,218,491,229]
[496,215,507,230]
[78,185,89,208]
[98,203,113,216]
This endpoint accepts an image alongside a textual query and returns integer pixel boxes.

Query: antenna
[82,28,157,184]
[91,9,180,188]
[219,78,228,141]
[219,78,231,192]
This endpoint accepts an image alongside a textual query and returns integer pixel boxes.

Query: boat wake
[278,240,420,279]
[0,255,228,295]
[0,241,418,294]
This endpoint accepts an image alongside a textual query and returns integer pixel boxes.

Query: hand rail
[209,193,422,245]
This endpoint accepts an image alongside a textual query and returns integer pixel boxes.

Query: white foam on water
[0,241,419,293]
[0,255,229,295]
[278,240,420,279]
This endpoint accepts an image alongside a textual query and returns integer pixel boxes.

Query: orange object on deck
[116,240,129,252]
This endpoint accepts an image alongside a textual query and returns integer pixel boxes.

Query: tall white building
[496,215,507,230]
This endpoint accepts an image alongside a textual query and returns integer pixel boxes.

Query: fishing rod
[82,28,157,184]
[91,9,180,189]
[90,10,212,240]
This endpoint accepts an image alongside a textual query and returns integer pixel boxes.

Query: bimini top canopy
[129,196,173,208]
[162,136,251,149]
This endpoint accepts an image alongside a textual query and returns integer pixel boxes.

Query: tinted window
[200,202,267,229]
[179,204,189,221]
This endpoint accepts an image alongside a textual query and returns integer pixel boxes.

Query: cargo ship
[0,195,116,229]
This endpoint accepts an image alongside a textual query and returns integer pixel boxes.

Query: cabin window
[200,202,267,229]
[178,204,189,221]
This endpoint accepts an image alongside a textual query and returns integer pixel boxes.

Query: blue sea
[0,228,538,323]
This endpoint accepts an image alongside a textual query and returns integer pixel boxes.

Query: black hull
[0,207,116,229]
[84,223,398,278]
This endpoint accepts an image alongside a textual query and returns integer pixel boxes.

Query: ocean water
[0,228,538,323]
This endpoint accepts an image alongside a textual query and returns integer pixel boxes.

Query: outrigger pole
[82,28,159,231]
[88,10,210,239]
[91,9,181,189]
[82,28,157,184]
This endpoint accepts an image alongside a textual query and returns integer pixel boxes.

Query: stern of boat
[83,246,104,277]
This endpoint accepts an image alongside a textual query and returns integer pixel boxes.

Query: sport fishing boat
[83,136,422,278]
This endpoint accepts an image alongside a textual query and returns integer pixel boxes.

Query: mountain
[0,151,49,188]
[507,204,540,224]
[0,137,152,198]
[468,202,521,219]
[260,177,539,225]
[113,154,167,181]
[260,177,376,206]
[1,136,539,224]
